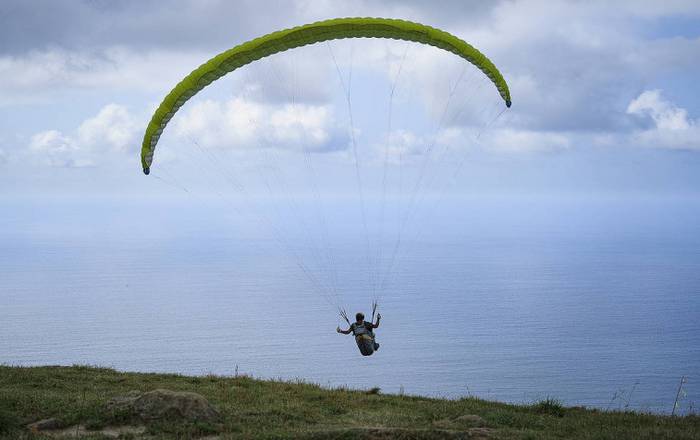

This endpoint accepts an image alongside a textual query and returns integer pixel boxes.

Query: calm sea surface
[2,195,699,414]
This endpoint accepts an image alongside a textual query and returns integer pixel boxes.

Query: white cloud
[27,104,141,167]
[626,90,700,150]
[77,104,139,152]
[375,123,572,160]
[627,90,690,130]
[172,97,342,152]
[484,128,572,152]
[378,129,427,164]
[28,130,91,167]
[431,125,571,153]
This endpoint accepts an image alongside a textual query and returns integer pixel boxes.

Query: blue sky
[1,0,699,200]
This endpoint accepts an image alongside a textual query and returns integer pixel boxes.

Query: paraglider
[337,312,382,356]
[139,17,511,355]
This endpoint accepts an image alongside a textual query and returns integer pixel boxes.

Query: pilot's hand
[336,326,341,333]
[377,313,382,320]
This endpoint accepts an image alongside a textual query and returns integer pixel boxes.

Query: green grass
[0,365,698,439]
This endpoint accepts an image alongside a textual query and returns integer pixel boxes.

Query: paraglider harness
[350,321,375,339]
[340,302,379,356]
[350,321,376,356]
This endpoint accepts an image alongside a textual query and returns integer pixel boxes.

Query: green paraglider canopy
[140,17,512,174]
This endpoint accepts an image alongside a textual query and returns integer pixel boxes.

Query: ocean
[1,194,699,414]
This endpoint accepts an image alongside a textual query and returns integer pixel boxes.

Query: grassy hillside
[0,365,698,439]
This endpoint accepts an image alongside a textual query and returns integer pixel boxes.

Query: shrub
[532,397,565,417]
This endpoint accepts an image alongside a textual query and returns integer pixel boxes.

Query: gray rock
[106,389,221,423]
[27,418,61,431]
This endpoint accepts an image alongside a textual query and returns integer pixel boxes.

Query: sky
[1,0,700,201]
